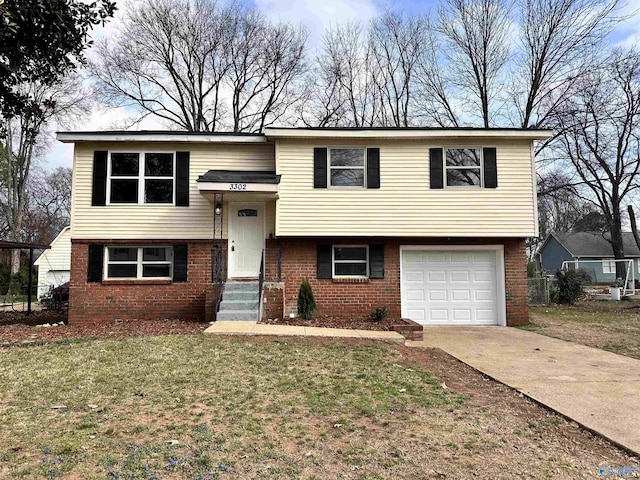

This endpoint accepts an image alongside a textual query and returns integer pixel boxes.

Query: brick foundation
[69,237,528,327]
[268,237,528,327]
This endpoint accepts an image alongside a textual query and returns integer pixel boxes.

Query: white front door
[228,202,265,278]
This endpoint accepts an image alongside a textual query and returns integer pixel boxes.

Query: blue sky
[46,0,640,170]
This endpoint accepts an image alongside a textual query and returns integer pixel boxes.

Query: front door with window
[228,202,265,278]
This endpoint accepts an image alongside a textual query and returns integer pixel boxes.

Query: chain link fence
[528,276,556,305]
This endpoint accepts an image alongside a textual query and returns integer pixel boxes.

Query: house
[56,127,551,327]
[33,226,71,299]
[539,231,640,283]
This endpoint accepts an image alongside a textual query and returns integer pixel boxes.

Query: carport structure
[0,239,50,314]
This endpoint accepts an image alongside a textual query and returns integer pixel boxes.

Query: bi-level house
[57,128,550,326]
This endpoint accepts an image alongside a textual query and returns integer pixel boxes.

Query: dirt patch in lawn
[0,318,208,345]
[0,335,637,479]
[261,314,404,331]
[528,300,640,359]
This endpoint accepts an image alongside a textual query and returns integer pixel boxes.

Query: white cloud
[254,0,379,50]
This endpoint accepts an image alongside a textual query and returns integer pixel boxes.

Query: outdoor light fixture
[214,203,222,216]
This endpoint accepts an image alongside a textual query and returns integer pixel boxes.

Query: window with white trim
[333,245,369,277]
[105,246,173,279]
[329,147,365,187]
[602,260,615,274]
[108,152,175,204]
[445,147,482,187]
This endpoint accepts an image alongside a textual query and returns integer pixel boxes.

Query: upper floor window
[108,152,175,204]
[445,147,482,187]
[105,246,173,279]
[329,147,365,187]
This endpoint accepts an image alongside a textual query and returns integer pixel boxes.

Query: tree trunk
[628,205,640,251]
[610,209,626,281]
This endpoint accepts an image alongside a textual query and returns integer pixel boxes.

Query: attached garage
[400,246,506,326]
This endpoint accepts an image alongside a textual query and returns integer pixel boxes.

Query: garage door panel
[406,289,425,301]
[405,271,424,282]
[429,309,449,321]
[428,289,447,301]
[450,271,469,282]
[451,290,470,301]
[402,249,500,326]
[428,271,446,282]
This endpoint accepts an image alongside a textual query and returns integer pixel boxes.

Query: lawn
[0,334,636,479]
[528,300,640,359]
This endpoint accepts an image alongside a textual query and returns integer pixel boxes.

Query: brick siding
[69,240,217,324]
[69,237,528,326]
[267,237,528,327]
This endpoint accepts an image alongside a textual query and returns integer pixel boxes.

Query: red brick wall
[69,240,217,324]
[69,237,528,326]
[261,283,284,321]
[267,237,528,327]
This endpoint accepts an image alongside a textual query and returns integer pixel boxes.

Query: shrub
[297,278,316,320]
[370,306,388,322]
[555,269,590,304]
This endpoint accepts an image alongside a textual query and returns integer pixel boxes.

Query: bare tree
[513,0,621,130]
[437,0,512,127]
[227,12,307,132]
[302,23,380,127]
[23,167,72,245]
[414,19,460,127]
[90,0,307,132]
[368,11,427,127]
[553,49,640,277]
[0,76,88,273]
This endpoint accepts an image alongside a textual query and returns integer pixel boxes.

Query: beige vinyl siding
[34,227,71,298]
[275,138,537,237]
[71,142,275,239]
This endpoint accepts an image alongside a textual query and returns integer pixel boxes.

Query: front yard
[528,300,640,360]
[0,333,636,479]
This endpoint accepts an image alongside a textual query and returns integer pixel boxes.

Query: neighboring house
[34,226,71,299]
[57,128,551,327]
[539,231,640,283]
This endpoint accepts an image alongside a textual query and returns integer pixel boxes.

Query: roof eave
[264,128,553,140]
[56,132,269,144]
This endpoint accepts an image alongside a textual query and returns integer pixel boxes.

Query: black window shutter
[313,147,328,188]
[175,151,190,206]
[429,148,444,189]
[366,147,380,189]
[87,244,104,282]
[317,244,332,279]
[483,147,498,188]
[173,244,188,282]
[92,151,108,206]
[369,244,385,279]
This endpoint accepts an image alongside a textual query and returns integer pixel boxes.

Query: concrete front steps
[216,281,260,322]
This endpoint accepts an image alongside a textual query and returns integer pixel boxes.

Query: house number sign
[229,183,247,190]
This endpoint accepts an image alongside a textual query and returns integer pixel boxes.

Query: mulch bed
[261,314,405,331]
[0,310,68,327]
[0,318,208,345]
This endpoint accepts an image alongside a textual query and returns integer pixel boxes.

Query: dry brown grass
[527,300,640,359]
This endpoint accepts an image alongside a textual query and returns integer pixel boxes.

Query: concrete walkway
[204,321,405,342]
[408,327,640,455]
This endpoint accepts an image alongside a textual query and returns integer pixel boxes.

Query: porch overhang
[197,170,280,194]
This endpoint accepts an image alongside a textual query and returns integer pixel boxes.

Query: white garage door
[46,270,70,288]
[401,249,501,325]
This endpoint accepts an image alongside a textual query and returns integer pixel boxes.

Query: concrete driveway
[408,327,640,455]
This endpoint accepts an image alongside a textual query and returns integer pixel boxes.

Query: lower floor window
[333,245,368,277]
[106,246,173,279]
[602,260,615,274]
